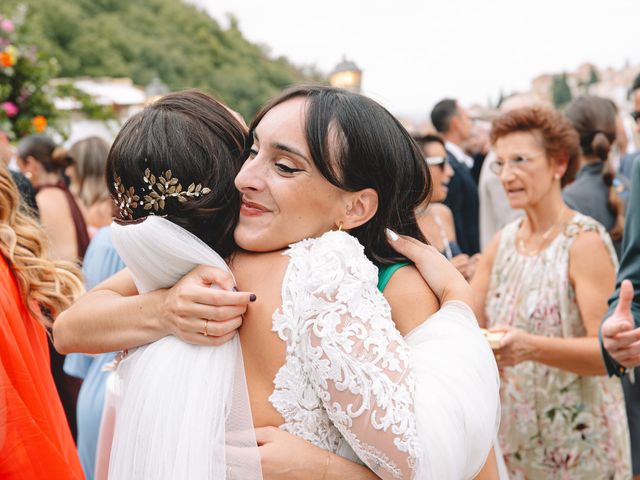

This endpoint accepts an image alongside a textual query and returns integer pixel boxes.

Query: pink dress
[486,213,631,479]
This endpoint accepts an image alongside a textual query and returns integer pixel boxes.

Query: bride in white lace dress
[55,87,500,479]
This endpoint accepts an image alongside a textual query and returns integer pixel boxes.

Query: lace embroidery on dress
[269,231,420,480]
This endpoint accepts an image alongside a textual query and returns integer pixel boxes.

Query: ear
[340,188,378,230]
[448,114,461,133]
[554,152,569,179]
[25,155,40,169]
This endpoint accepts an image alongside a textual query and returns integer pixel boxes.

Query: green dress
[377,262,410,292]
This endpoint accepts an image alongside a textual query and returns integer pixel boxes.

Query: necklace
[517,207,568,256]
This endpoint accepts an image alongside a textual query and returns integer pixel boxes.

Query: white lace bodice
[269,231,420,480]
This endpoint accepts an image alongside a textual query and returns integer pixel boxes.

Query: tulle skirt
[100,336,261,479]
[406,301,503,479]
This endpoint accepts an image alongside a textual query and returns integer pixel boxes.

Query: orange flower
[32,116,47,133]
[0,51,15,68]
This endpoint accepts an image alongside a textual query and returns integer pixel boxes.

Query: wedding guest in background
[0,130,37,214]
[0,162,84,479]
[66,136,113,236]
[16,133,88,440]
[564,96,626,257]
[63,223,124,480]
[473,105,631,478]
[599,74,640,480]
[477,95,529,249]
[431,98,480,255]
[16,134,89,262]
[620,73,640,180]
[414,134,477,280]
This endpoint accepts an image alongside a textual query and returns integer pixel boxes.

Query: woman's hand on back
[162,264,256,346]
[386,229,473,306]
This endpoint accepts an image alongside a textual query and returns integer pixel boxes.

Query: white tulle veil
[102,216,262,480]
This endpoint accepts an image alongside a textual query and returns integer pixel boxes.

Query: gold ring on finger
[495,353,501,361]
[203,319,209,337]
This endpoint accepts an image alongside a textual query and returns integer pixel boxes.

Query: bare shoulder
[36,188,71,220]
[568,228,615,278]
[232,250,289,314]
[383,265,440,336]
[569,228,610,258]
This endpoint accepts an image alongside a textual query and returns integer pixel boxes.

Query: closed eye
[275,163,304,174]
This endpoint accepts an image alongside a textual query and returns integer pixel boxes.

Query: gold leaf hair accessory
[113,167,212,220]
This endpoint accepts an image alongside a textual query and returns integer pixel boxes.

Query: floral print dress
[486,213,631,479]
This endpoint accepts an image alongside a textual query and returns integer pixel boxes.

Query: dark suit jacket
[443,152,480,255]
[601,159,640,376]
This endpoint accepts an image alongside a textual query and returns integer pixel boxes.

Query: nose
[499,162,517,182]
[234,154,266,193]
[444,163,454,179]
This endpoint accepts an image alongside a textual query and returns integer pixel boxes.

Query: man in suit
[601,72,640,479]
[430,99,480,255]
[602,72,640,371]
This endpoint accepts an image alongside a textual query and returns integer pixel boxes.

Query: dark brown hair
[565,96,623,240]
[17,134,72,174]
[106,90,246,258]
[250,85,431,266]
[490,105,580,187]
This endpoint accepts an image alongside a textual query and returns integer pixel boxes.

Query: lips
[240,198,271,216]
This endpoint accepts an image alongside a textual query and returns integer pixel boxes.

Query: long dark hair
[106,90,246,258]
[250,86,431,266]
[17,134,71,174]
[565,96,624,240]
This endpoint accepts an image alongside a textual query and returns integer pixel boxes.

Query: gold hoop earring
[337,222,343,231]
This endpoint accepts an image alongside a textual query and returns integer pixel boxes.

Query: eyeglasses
[425,156,448,168]
[489,153,544,175]
[631,111,640,123]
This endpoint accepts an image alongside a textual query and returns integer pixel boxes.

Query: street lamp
[329,57,362,93]
[145,77,170,104]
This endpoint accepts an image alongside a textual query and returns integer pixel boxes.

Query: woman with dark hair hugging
[55,87,500,479]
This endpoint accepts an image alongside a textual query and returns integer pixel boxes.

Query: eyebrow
[253,130,311,164]
[272,142,311,164]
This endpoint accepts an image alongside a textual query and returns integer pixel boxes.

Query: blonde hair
[69,136,111,207]
[0,164,84,328]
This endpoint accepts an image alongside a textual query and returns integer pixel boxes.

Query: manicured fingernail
[385,228,399,241]
[249,293,257,302]
[232,286,239,292]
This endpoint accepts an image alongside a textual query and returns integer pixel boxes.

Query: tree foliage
[0,7,65,139]
[551,73,572,109]
[2,0,324,119]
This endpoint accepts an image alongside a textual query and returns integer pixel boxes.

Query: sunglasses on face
[425,156,448,168]
[632,111,640,122]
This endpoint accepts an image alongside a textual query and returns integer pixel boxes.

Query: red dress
[0,255,84,479]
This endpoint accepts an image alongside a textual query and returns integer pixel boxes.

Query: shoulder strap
[377,262,410,292]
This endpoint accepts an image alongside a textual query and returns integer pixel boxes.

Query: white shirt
[445,140,474,169]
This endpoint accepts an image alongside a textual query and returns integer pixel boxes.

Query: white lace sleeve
[284,231,420,480]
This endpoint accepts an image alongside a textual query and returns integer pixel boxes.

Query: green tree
[551,73,572,109]
[3,0,324,119]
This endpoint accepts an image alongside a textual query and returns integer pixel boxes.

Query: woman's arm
[256,427,379,480]
[493,231,614,376]
[53,265,254,354]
